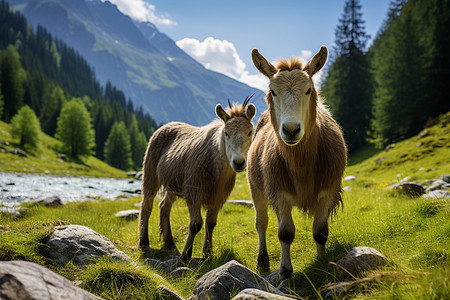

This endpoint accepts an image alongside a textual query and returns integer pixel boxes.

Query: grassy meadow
[1,113,449,299]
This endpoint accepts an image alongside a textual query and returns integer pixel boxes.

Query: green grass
[1,112,449,299]
[0,120,127,177]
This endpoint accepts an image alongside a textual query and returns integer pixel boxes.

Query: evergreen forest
[322,0,450,152]
[1,0,449,168]
[0,1,157,169]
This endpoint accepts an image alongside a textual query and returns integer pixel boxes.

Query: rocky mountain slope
[8,0,264,125]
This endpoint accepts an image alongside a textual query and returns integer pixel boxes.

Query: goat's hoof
[139,242,150,250]
[277,267,293,283]
[257,263,270,275]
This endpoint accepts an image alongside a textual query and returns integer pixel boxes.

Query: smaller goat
[139,96,256,261]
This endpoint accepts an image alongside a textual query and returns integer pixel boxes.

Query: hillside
[344,111,450,184]
[0,120,126,178]
[7,0,265,125]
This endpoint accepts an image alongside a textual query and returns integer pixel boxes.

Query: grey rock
[385,144,395,151]
[11,148,27,157]
[388,182,425,197]
[232,288,295,300]
[343,175,356,181]
[144,257,202,274]
[37,196,63,207]
[426,179,447,192]
[0,207,20,217]
[335,246,386,276]
[418,129,429,138]
[191,260,278,300]
[157,283,185,300]
[343,186,352,192]
[0,260,102,300]
[115,209,140,220]
[375,156,387,163]
[423,190,450,199]
[227,200,254,208]
[399,176,411,183]
[57,153,67,161]
[321,281,353,299]
[169,267,193,278]
[440,174,450,183]
[135,171,143,180]
[264,269,278,286]
[44,225,131,265]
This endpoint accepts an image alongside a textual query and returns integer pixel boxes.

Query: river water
[0,172,142,207]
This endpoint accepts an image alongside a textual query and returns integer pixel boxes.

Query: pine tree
[371,0,424,146]
[55,97,95,158]
[10,105,41,150]
[322,0,372,152]
[0,68,3,119]
[104,121,132,170]
[369,0,449,146]
[0,44,26,121]
[40,84,66,136]
[128,115,148,169]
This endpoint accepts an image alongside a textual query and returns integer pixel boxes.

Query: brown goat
[139,97,256,261]
[247,47,347,282]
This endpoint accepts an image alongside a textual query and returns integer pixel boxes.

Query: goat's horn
[243,93,255,107]
[228,98,232,109]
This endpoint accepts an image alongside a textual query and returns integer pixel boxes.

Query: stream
[0,172,142,207]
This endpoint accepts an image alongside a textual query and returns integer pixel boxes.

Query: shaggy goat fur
[139,98,255,260]
[248,47,347,282]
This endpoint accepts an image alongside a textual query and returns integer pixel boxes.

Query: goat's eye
[248,129,253,136]
[225,131,229,138]
[306,88,312,95]
[270,90,277,97]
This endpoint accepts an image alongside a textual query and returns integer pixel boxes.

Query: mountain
[7,0,264,125]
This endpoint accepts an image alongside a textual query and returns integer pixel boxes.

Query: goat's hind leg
[139,185,159,249]
[159,190,176,249]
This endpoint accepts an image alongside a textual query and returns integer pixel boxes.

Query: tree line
[322,0,450,152]
[0,1,157,170]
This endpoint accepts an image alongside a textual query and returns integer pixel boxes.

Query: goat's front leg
[180,201,203,262]
[313,197,332,258]
[252,188,270,274]
[203,206,220,258]
[276,202,295,283]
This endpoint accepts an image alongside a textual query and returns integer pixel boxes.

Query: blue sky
[105,0,391,90]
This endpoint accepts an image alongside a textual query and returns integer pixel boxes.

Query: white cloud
[176,37,268,91]
[102,0,176,26]
[176,36,325,90]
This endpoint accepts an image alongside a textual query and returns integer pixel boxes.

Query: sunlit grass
[0,113,449,298]
[0,120,127,178]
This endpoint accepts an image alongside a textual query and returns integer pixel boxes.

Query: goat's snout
[281,121,301,145]
[232,157,246,172]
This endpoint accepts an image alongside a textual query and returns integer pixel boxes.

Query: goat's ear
[246,103,256,121]
[304,46,328,77]
[216,104,230,122]
[252,48,277,78]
